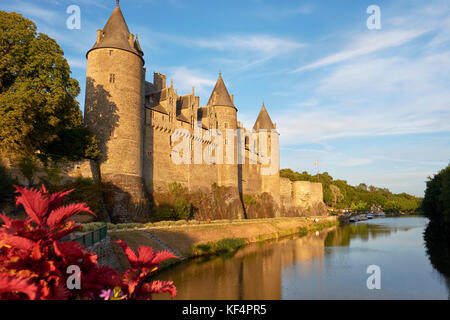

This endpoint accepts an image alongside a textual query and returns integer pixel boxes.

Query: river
[155,216,450,300]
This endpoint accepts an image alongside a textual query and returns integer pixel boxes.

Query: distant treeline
[422,164,450,227]
[280,169,422,213]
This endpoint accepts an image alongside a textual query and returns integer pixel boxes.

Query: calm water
[156,216,450,299]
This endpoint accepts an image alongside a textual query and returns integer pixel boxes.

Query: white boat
[358,215,368,221]
[367,213,374,219]
[349,216,357,222]
[375,211,386,217]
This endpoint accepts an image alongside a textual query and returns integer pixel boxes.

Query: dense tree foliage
[422,165,450,226]
[0,11,98,160]
[422,165,450,280]
[280,168,422,213]
[0,163,17,203]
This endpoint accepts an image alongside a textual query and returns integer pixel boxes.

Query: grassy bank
[107,216,339,270]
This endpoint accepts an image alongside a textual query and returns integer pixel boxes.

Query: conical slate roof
[207,74,235,107]
[253,103,275,130]
[88,3,143,58]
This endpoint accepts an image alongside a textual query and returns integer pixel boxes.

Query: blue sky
[2,0,450,196]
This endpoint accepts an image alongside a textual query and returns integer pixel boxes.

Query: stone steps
[141,230,186,261]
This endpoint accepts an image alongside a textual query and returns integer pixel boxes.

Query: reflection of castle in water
[155,218,450,300]
[155,231,330,300]
[155,222,419,299]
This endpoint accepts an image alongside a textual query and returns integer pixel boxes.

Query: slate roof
[253,103,275,130]
[88,3,143,59]
[207,74,235,108]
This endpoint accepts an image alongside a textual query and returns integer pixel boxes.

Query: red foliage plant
[0,185,178,300]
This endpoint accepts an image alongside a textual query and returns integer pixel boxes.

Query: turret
[207,73,239,189]
[84,1,146,218]
[253,103,280,209]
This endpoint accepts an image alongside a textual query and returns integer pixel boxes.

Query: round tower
[207,73,239,188]
[84,2,145,205]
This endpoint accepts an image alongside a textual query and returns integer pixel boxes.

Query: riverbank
[107,216,339,271]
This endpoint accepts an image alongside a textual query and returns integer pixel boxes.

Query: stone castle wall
[279,177,324,212]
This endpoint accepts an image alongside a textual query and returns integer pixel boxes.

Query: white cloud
[188,34,304,57]
[168,67,215,98]
[255,4,314,18]
[294,28,429,72]
[66,57,86,69]
[3,1,59,24]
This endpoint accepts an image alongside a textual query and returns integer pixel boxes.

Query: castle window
[109,74,115,83]
[109,50,113,56]
[225,122,228,129]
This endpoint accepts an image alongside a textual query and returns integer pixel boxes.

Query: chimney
[230,94,234,104]
[96,29,102,44]
[128,34,135,48]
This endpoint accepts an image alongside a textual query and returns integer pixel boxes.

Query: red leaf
[47,189,74,212]
[149,250,178,266]
[47,203,95,228]
[115,240,138,268]
[53,241,85,259]
[0,274,38,300]
[14,186,49,227]
[50,224,82,241]
[140,280,177,299]
[3,235,35,251]
[0,214,12,227]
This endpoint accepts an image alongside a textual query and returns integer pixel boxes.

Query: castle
[79,2,324,221]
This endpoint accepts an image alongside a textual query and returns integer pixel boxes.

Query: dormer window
[109,74,115,83]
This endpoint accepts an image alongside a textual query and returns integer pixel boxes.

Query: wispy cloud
[254,4,314,18]
[168,67,216,98]
[3,1,59,25]
[66,57,86,69]
[183,34,304,57]
[294,28,429,72]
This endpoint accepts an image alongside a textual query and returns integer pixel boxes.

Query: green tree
[0,11,97,160]
[422,165,450,225]
[281,168,421,212]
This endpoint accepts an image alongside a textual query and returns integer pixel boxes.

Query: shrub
[0,185,178,300]
[214,238,246,253]
[173,199,191,220]
[152,207,175,222]
[192,238,246,256]
[107,223,117,230]
[18,156,38,186]
[174,219,188,226]
[298,227,308,236]
[167,182,187,197]
[243,194,257,205]
[80,222,105,232]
